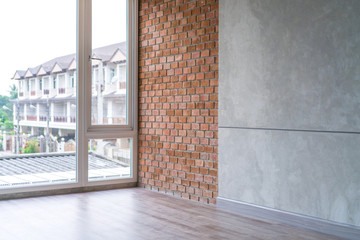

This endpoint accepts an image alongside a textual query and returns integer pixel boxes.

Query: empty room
[0,0,359,239]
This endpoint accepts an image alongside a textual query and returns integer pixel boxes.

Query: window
[1,0,138,194]
[39,79,42,90]
[30,79,36,92]
[43,77,49,93]
[26,80,30,91]
[70,73,75,88]
[85,0,137,181]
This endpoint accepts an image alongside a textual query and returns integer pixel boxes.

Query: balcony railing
[26,115,37,121]
[93,117,126,124]
[19,92,24,97]
[58,88,65,94]
[44,89,50,95]
[54,116,67,122]
[119,81,126,89]
[23,115,76,123]
[31,91,36,96]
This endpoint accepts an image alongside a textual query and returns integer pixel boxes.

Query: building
[11,42,127,152]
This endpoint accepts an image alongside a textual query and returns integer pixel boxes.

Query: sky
[0,0,126,96]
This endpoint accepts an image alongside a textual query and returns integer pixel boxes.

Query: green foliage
[9,84,18,100]
[0,95,10,106]
[23,139,39,154]
[4,120,13,131]
[0,109,9,121]
[0,109,10,131]
[0,85,15,132]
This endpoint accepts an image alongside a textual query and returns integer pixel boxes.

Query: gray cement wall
[219,0,360,227]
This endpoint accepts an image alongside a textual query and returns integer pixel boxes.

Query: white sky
[0,0,126,96]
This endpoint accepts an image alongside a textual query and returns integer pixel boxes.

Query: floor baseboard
[217,197,360,240]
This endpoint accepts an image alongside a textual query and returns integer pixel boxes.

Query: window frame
[77,0,138,186]
[1,0,138,195]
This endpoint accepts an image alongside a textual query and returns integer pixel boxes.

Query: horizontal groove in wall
[219,126,360,135]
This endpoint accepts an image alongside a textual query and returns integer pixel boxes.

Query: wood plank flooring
[0,188,344,240]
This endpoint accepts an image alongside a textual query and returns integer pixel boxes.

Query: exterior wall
[138,0,219,203]
[219,0,360,226]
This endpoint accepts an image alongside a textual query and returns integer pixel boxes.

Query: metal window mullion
[129,0,138,183]
[77,0,91,186]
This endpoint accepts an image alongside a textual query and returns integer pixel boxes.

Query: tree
[0,85,16,133]
[9,84,18,100]
[0,95,10,107]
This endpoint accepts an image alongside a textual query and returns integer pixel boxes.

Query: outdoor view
[0,0,130,189]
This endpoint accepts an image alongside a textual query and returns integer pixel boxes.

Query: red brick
[138,0,218,204]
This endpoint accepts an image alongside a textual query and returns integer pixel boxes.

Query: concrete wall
[219,0,360,226]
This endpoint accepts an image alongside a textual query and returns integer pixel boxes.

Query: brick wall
[138,0,218,204]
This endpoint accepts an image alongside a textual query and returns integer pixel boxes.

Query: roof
[0,152,130,188]
[12,42,126,80]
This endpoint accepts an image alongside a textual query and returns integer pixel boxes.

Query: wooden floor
[0,188,343,240]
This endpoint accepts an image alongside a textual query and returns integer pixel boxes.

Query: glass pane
[88,138,131,181]
[91,0,127,125]
[0,0,77,188]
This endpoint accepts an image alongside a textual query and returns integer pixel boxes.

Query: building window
[39,79,42,90]
[70,74,75,88]
[53,77,56,89]
[26,80,30,91]
[110,68,115,79]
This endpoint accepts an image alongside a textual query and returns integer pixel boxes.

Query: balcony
[119,81,126,89]
[54,116,67,123]
[19,92,24,97]
[44,89,50,95]
[26,115,37,121]
[31,91,36,96]
[95,117,126,124]
[39,116,47,122]
[58,88,65,94]
[66,87,75,95]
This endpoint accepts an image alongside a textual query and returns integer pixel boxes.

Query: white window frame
[78,0,138,186]
[1,0,138,195]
